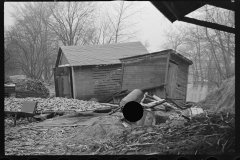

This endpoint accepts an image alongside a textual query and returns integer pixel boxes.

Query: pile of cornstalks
[4,97,110,113]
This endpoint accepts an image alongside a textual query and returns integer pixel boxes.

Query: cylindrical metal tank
[119,89,144,108]
[119,89,156,126]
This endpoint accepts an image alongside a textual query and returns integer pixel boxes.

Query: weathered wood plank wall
[170,54,190,106]
[74,66,94,100]
[73,64,122,101]
[167,62,178,98]
[92,64,122,100]
[122,56,168,91]
[54,67,72,98]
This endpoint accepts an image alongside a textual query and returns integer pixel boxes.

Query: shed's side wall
[74,66,94,100]
[73,64,122,101]
[122,55,168,92]
[166,62,178,98]
[92,64,122,101]
[170,53,190,106]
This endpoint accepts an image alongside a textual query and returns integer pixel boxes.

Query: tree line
[161,5,234,90]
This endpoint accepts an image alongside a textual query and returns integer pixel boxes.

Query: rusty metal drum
[119,89,144,108]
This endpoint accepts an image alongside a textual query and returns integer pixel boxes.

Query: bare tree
[161,25,189,52]
[42,2,97,46]
[4,28,11,63]
[92,1,145,44]
[204,5,234,79]
[8,2,58,81]
[160,5,234,90]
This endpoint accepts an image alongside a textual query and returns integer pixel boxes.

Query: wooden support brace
[180,17,235,34]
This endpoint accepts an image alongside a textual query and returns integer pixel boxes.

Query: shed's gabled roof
[57,42,149,67]
[120,49,193,65]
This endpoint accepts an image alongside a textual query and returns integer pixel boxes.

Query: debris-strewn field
[4,111,235,155]
[4,76,235,155]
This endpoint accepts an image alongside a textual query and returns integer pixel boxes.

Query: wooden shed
[53,42,149,101]
[115,49,193,106]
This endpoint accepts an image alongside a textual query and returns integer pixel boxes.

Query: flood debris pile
[4,76,235,155]
[5,111,234,155]
[15,79,50,96]
[113,111,234,155]
[5,116,126,155]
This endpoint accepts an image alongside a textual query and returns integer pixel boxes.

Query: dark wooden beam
[162,1,181,20]
[205,1,235,11]
[53,68,59,97]
[69,67,74,99]
[180,16,235,34]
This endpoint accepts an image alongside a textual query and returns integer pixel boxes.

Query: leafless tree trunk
[160,5,234,89]
[42,2,96,46]
[8,2,58,80]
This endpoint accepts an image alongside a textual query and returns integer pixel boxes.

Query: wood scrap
[99,103,119,107]
[152,95,164,101]
[141,100,166,108]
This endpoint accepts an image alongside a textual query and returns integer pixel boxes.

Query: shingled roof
[56,42,149,67]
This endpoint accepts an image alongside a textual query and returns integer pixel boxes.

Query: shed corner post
[71,66,76,99]
[164,52,171,97]
[185,64,191,103]
[53,67,59,97]
[120,61,125,91]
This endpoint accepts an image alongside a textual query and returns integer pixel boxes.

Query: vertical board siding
[71,67,76,98]
[122,57,167,91]
[142,86,166,99]
[73,64,122,101]
[167,62,178,98]
[74,66,94,100]
[54,67,72,98]
[53,68,59,97]
[170,53,190,106]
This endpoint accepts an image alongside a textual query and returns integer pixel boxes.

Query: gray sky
[4,1,186,52]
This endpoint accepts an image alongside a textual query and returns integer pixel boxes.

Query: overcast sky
[4,1,187,52]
